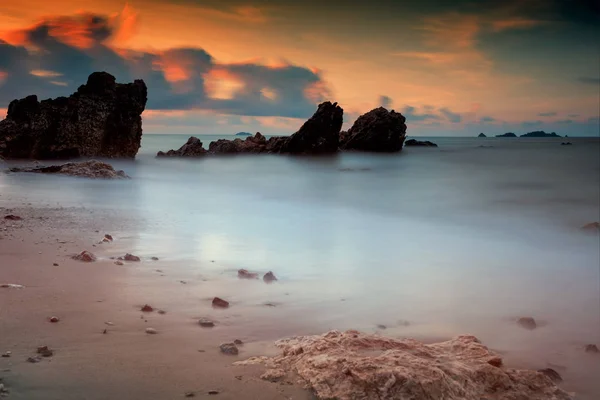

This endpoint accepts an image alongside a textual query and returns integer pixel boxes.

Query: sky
[0,0,599,136]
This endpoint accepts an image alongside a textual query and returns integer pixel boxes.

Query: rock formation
[209,133,268,154]
[0,72,147,160]
[521,131,561,138]
[234,330,572,400]
[496,132,517,138]
[405,139,438,147]
[478,133,487,137]
[157,136,207,157]
[340,107,407,152]
[8,160,128,179]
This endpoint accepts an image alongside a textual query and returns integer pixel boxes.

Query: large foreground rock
[157,137,207,157]
[341,107,407,152]
[234,330,572,400]
[9,160,129,179]
[0,72,147,159]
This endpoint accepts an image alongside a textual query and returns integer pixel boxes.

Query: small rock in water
[4,215,21,221]
[584,344,599,353]
[233,339,243,345]
[212,297,230,308]
[151,257,159,261]
[517,317,537,330]
[72,250,96,262]
[53,263,59,266]
[115,261,124,265]
[141,304,154,312]
[123,253,140,262]
[219,343,239,355]
[145,328,157,334]
[27,356,42,363]
[37,346,53,357]
[263,271,277,283]
[102,234,113,243]
[184,392,196,397]
[49,316,60,323]
[376,324,387,330]
[538,368,562,382]
[208,390,219,395]
[158,310,166,315]
[238,269,258,279]
[581,222,600,233]
[1,351,11,358]
[199,318,215,328]
[0,283,24,289]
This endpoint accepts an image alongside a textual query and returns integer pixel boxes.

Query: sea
[1,134,600,397]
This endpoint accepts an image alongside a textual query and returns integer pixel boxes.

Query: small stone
[37,346,53,357]
[516,317,537,330]
[115,260,124,265]
[581,222,600,232]
[212,297,230,308]
[4,215,21,221]
[180,280,187,284]
[208,390,219,395]
[49,316,60,323]
[584,344,599,353]
[53,263,59,266]
[538,368,562,382]
[141,304,154,312]
[1,351,10,358]
[233,339,243,345]
[376,324,387,330]
[158,310,166,315]
[199,318,215,327]
[235,376,242,380]
[27,356,42,363]
[72,250,96,262]
[263,271,277,283]
[123,253,140,262]
[151,257,159,261]
[184,392,196,397]
[145,328,157,334]
[487,357,503,367]
[103,329,107,334]
[260,368,286,382]
[103,234,113,242]
[238,269,258,279]
[219,343,238,355]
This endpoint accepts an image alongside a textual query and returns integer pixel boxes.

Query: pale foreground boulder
[234,330,572,400]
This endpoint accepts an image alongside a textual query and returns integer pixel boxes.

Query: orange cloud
[491,18,544,32]
[204,67,245,99]
[30,69,63,78]
[108,3,139,45]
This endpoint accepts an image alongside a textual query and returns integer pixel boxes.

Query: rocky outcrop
[496,132,517,138]
[405,139,438,147]
[0,72,147,160]
[157,136,207,157]
[340,107,407,152]
[234,330,572,400]
[209,133,268,154]
[478,133,487,137]
[8,160,128,179]
[521,131,561,138]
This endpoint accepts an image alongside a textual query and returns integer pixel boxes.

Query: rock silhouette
[341,107,407,152]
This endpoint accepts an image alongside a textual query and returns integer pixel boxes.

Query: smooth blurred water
[1,135,600,395]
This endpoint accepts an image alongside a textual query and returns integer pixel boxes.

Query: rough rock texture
[405,139,438,147]
[234,330,572,400]
[9,160,129,179]
[209,133,268,154]
[340,107,407,152]
[157,136,207,157]
[0,72,147,159]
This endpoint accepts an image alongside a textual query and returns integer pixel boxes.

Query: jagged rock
[340,107,407,152]
[9,160,129,179]
[279,102,343,154]
[263,271,277,283]
[234,330,572,400]
[0,72,147,159]
[538,368,563,382]
[405,139,438,147]
[496,132,517,138]
[141,304,154,312]
[157,136,207,157]
[238,269,258,279]
[209,133,267,154]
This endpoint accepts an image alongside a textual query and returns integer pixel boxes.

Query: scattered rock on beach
[122,253,140,262]
[1,352,11,358]
[581,222,599,233]
[219,343,239,355]
[3,215,21,221]
[0,72,147,160]
[9,161,129,179]
[141,304,154,312]
[263,271,277,283]
[405,139,438,147]
[49,316,60,323]
[584,344,599,353]
[212,297,230,308]
[199,318,215,328]
[151,257,159,261]
[36,346,53,357]
[72,250,96,262]
[102,234,113,242]
[207,390,220,395]
[538,368,562,383]
[184,392,196,398]
[238,269,258,279]
[517,317,537,330]
[26,356,42,363]
[145,328,157,334]
[53,263,59,266]
[0,283,24,289]
[340,107,407,152]
[234,330,572,400]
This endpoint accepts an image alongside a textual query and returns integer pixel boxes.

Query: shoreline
[1,195,599,398]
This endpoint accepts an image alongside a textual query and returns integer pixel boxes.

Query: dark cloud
[439,107,462,123]
[401,105,441,121]
[379,95,393,109]
[0,12,329,119]
[538,111,557,117]
[480,116,496,122]
[577,77,600,85]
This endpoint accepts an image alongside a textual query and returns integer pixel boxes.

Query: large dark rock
[208,132,267,154]
[340,107,406,152]
[405,139,438,147]
[496,132,517,138]
[157,136,207,157]
[0,72,147,160]
[478,133,487,137]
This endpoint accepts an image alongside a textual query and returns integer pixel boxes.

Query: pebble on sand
[4,215,21,221]
[72,250,96,262]
[141,304,154,312]
[233,339,243,345]
[37,346,53,357]
[145,328,158,334]
[212,297,230,308]
[123,253,140,262]
[49,316,60,323]
[151,257,159,261]
[53,263,59,266]
[516,317,537,330]
[219,343,239,355]
[208,390,220,395]
[101,234,113,243]
[199,318,215,328]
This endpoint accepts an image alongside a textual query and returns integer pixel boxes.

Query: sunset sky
[1,0,598,136]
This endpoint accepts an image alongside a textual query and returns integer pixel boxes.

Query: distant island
[520,131,561,137]
[478,133,486,137]
[496,132,517,138]
[235,132,252,136]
